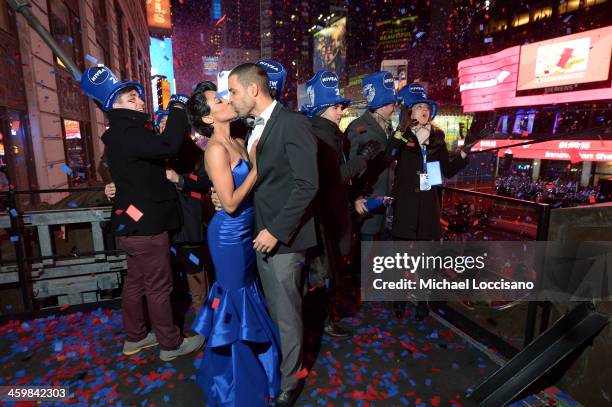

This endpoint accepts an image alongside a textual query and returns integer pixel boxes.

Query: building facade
[0,0,151,208]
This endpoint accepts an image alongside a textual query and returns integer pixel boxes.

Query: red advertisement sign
[470,139,612,162]
[458,26,612,112]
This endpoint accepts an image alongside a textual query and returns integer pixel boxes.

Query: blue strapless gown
[193,159,281,406]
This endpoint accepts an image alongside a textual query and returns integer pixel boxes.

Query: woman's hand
[354,197,368,215]
[105,182,116,200]
[166,169,180,184]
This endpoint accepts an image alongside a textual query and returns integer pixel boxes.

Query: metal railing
[1,188,122,315]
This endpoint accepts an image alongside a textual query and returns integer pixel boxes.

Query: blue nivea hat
[361,71,396,110]
[303,71,350,117]
[81,65,144,111]
[397,83,438,119]
[256,59,287,100]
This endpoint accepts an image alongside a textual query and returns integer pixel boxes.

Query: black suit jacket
[102,107,189,236]
[253,103,319,254]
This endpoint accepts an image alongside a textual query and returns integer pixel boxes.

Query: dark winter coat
[384,126,468,240]
[310,115,366,257]
[346,110,392,236]
[102,106,189,236]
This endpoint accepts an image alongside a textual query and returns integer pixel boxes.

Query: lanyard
[421,145,427,173]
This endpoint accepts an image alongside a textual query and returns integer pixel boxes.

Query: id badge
[419,173,431,191]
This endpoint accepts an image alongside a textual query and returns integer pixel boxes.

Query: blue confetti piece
[16,369,26,378]
[116,224,126,232]
[452,362,460,369]
[60,163,73,175]
[68,202,78,208]
[10,235,19,242]
[189,253,200,266]
[416,31,425,38]
[563,15,572,23]
[164,395,170,402]
[425,378,432,386]
[409,379,416,387]
[53,341,63,352]
[9,208,18,217]
[85,54,98,64]
[170,246,177,255]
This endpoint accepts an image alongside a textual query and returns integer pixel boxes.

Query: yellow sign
[146,0,172,33]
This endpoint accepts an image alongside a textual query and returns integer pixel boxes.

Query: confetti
[188,253,199,266]
[125,205,144,222]
[60,163,73,175]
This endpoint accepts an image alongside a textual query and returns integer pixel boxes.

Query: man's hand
[210,187,222,211]
[354,197,368,215]
[253,229,279,253]
[105,182,116,200]
[166,169,180,184]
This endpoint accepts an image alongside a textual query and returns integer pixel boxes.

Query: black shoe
[275,384,303,407]
[323,320,353,339]
[414,302,430,322]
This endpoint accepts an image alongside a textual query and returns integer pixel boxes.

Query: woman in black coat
[385,83,469,319]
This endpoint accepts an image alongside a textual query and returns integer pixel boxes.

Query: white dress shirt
[247,100,277,154]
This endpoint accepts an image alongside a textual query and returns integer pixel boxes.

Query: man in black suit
[228,63,318,406]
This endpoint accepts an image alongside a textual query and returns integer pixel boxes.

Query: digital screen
[313,17,346,77]
[512,110,535,134]
[150,37,176,94]
[517,26,612,95]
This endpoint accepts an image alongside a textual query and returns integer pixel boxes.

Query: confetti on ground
[0,298,579,406]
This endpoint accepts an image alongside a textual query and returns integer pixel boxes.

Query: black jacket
[102,107,189,236]
[384,126,468,240]
[168,136,213,244]
[310,116,365,257]
[346,111,392,235]
[252,103,319,254]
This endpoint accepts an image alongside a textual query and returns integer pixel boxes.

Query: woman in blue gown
[186,81,280,406]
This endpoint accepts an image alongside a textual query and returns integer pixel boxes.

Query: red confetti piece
[211,297,220,309]
[188,174,198,181]
[295,367,309,380]
[125,205,143,222]
[114,209,123,215]
[190,191,202,199]
[60,305,69,311]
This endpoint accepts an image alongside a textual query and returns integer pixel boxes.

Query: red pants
[119,232,181,350]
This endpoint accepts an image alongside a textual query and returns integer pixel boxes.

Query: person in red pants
[81,65,204,361]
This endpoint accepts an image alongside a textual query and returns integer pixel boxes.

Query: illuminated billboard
[517,26,612,95]
[376,16,417,58]
[471,139,612,162]
[314,17,346,77]
[458,26,612,112]
[150,37,176,94]
[146,0,172,36]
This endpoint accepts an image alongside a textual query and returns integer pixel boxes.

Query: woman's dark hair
[187,81,217,137]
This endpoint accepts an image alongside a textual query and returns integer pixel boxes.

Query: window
[0,0,10,33]
[48,0,84,70]
[585,0,607,5]
[115,3,127,80]
[512,12,530,27]
[559,0,580,13]
[93,0,111,69]
[62,119,93,187]
[532,6,552,21]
